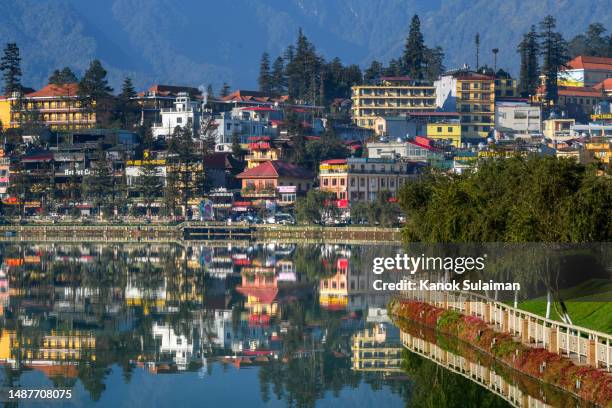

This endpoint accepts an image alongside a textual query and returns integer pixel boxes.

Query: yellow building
[351,76,436,129]
[0,83,96,130]
[351,325,402,373]
[494,76,518,98]
[426,121,461,147]
[584,140,612,165]
[435,71,496,139]
[543,118,575,140]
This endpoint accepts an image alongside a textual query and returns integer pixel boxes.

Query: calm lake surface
[0,243,587,407]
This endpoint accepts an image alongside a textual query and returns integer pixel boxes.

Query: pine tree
[206,84,214,98]
[364,61,384,83]
[231,131,242,158]
[258,52,273,93]
[423,46,445,82]
[271,56,285,93]
[48,67,78,85]
[78,59,114,126]
[539,16,568,107]
[85,143,112,218]
[0,43,22,94]
[137,158,162,218]
[517,26,539,98]
[402,15,425,80]
[118,76,137,128]
[220,82,231,98]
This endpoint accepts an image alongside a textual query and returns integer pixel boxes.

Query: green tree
[118,76,138,128]
[84,143,112,218]
[0,43,22,94]
[206,84,214,98]
[258,52,273,93]
[517,26,540,98]
[231,131,242,158]
[48,67,78,85]
[363,60,383,83]
[220,82,231,98]
[295,189,337,224]
[271,56,285,93]
[78,59,114,126]
[423,46,445,82]
[402,15,425,80]
[137,159,162,218]
[538,16,568,107]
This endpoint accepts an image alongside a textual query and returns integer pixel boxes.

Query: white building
[151,92,206,139]
[213,107,280,152]
[494,101,541,138]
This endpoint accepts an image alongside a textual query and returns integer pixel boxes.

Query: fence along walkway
[401,330,553,408]
[401,289,612,371]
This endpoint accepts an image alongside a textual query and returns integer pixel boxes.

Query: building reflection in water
[0,242,578,407]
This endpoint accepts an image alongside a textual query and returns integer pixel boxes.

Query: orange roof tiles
[565,56,612,71]
[26,83,79,98]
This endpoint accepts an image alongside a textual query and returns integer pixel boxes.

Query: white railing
[400,289,612,371]
[401,330,553,408]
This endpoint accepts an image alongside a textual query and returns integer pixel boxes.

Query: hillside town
[0,15,610,225]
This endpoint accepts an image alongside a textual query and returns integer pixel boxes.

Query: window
[473,83,479,89]
[462,83,470,90]
[360,178,365,187]
[332,178,337,186]
[323,179,328,186]
[448,127,453,132]
[350,178,355,187]
[340,178,345,186]
[437,126,442,132]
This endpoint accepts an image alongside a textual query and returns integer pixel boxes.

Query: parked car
[268,213,295,225]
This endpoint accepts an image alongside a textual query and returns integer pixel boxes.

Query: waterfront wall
[389,297,612,407]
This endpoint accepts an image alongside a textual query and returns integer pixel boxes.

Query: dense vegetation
[399,156,612,243]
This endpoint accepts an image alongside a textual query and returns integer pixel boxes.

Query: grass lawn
[516,279,612,334]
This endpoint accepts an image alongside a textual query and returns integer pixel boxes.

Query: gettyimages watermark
[366,243,612,302]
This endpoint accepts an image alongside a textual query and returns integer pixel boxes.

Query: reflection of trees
[401,350,509,408]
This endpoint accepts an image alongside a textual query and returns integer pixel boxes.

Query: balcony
[241,188,277,198]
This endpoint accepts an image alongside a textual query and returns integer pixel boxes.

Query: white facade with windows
[151,92,205,139]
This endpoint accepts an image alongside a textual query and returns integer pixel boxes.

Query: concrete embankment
[0,223,402,244]
[389,298,612,407]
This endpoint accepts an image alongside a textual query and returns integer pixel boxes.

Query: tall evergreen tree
[364,60,384,83]
[517,26,540,98]
[85,143,112,218]
[137,158,162,218]
[118,76,137,128]
[271,56,285,93]
[423,46,445,82]
[258,52,273,93]
[0,43,22,94]
[48,67,78,85]
[220,82,231,98]
[539,16,568,107]
[78,60,114,126]
[206,84,214,98]
[402,15,425,80]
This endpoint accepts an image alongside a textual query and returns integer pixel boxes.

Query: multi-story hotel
[0,83,96,130]
[318,157,420,203]
[435,70,496,140]
[351,76,436,129]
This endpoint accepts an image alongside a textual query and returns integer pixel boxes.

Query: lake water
[0,243,590,407]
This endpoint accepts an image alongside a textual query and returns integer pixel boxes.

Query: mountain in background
[0,0,609,91]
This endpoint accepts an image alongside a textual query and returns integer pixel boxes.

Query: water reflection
[0,242,575,407]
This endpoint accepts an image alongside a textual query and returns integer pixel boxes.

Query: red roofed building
[594,78,612,97]
[236,160,313,202]
[135,84,203,125]
[560,56,612,87]
[0,83,95,130]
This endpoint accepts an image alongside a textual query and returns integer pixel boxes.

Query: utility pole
[475,33,480,70]
[492,48,499,72]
